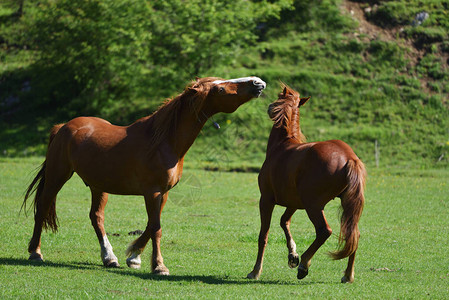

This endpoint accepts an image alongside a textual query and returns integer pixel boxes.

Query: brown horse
[22,76,266,275]
[247,85,365,283]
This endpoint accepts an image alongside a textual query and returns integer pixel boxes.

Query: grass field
[0,157,448,299]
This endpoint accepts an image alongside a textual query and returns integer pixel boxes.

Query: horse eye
[219,87,225,94]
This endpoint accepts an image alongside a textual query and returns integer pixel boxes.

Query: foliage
[26,1,150,116]
[1,0,449,168]
[1,0,292,119]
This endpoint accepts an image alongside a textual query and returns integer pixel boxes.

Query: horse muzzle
[251,78,266,97]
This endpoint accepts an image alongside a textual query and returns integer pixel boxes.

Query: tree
[28,0,292,120]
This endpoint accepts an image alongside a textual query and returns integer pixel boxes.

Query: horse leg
[89,188,119,267]
[28,195,54,261]
[126,192,169,275]
[148,192,169,275]
[297,208,332,280]
[341,251,356,283]
[28,163,72,261]
[280,207,299,268]
[247,196,275,280]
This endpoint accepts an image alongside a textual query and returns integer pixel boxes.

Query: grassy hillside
[200,0,449,169]
[1,0,448,169]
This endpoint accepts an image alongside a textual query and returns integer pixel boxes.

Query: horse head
[189,76,266,114]
[267,84,310,143]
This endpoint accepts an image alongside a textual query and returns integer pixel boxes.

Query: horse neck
[266,111,304,154]
[266,126,289,153]
[135,93,210,160]
[171,105,209,158]
[291,109,306,143]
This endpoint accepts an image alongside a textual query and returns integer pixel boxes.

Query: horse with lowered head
[23,76,266,275]
[247,85,366,283]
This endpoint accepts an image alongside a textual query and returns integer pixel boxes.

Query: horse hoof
[104,260,120,268]
[247,272,260,280]
[126,256,141,269]
[127,262,141,269]
[28,252,44,262]
[288,253,299,268]
[152,265,169,276]
[297,265,309,280]
[341,275,354,283]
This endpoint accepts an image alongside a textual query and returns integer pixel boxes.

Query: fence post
[375,139,380,168]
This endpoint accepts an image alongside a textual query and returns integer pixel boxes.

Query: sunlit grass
[0,158,448,298]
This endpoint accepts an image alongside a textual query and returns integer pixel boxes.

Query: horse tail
[21,124,65,233]
[330,158,366,260]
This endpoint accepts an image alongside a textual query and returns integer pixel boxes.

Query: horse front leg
[89,188,119,267]
[297,208,332,280]
[280,207,299,268]
[126,192,169,275]
[247,196,275,280]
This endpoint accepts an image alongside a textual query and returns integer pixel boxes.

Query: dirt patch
[341,0,399,42]
[340,0,442,96]
[341,0,424,63]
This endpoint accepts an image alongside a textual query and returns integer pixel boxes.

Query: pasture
[0,157,448,298]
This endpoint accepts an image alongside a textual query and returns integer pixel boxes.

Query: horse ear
[188,86,200,93]
[195,76,200,81]
[282,87,287,96]
[298,96,310,107]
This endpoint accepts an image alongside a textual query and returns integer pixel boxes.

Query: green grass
[1,157,448,298]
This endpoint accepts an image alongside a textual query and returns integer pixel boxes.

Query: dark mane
[270,84,306,143]
[143,77,221,155]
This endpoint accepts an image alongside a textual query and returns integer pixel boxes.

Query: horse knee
[279,218,288,230]
[280,211,293,229]
[316,226,332,240]
[89,211,104,226]
[258,232,269,248]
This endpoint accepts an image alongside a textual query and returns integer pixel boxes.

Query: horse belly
[269,169,304,208]
[75,165,143,195]
[273,186,305,209]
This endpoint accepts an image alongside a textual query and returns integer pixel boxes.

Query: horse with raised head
[22,76,266,275]
[247,85,365,283]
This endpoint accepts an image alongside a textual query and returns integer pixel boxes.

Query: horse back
[259,139,359,208]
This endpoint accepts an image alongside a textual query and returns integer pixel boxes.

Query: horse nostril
[253,79,266,89]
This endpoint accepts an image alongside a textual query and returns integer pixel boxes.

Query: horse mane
[143,77,221,155]
[269,83,306,143]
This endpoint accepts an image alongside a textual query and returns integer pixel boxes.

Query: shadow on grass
[0,257,331,285]
[0,257,100,271]
[104,268,300,285]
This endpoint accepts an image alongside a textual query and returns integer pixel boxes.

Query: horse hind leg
[90,188,119,268]
[342,251,356,283]
[297,208,332,280]
[280,207,299,268]
[27,162,73,261]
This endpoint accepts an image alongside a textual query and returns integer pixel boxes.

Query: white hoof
[288,253,299,268]
[126,254,141,269]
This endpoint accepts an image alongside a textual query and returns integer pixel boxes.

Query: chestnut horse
[247,85,365,283]
[22,76,266,275]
